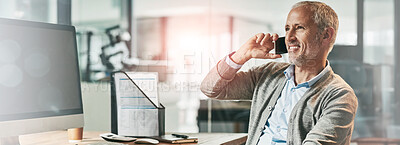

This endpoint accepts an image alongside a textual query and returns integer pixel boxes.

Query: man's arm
[303,88,358,145]
[200,56,259,100]
[200,33,281,100]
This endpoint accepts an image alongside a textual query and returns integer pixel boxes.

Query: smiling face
[285,6,326,67]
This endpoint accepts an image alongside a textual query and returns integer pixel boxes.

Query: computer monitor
[0,18,84,142]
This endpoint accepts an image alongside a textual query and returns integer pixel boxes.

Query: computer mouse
[135,138,159,144]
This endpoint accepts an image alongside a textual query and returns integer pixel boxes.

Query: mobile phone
[275,37,287,54]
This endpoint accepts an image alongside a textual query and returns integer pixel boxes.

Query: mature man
[200,1,358,145]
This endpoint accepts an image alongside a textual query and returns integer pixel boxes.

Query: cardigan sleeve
[200,56,271,100]
[302,88,358,145]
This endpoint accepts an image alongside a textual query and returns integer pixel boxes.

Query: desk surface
[19,131,247,145]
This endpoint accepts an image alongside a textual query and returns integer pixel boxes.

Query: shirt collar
[283,60,331,88]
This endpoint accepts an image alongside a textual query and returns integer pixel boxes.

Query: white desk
[19,131,247,145]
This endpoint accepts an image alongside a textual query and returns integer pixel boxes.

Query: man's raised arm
[200,33,281,100]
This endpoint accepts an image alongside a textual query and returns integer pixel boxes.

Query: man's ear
[323,27,335,42]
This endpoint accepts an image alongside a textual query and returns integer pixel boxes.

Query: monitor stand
[0,136,20,145]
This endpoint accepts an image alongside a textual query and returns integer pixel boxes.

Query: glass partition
[72,0,125,81]
[0,0,57,23]
[357,0,395,138]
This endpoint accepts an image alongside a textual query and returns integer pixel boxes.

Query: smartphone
[275,37,287,54]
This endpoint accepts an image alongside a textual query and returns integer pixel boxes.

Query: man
[200,1,358,145]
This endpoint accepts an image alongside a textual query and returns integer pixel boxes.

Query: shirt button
[267,106,273,111]
[283,108,287,113]
[291,88,295,92]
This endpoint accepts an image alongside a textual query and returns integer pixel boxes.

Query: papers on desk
[115,72,160,108]
[111,71,165,137]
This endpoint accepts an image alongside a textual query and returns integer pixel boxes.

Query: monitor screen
[0,18,83,122]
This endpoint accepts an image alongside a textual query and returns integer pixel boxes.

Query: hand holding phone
[274,37,288,54]
[231,33,282,64]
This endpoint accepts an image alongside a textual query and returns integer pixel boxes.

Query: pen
[171,133,188,139]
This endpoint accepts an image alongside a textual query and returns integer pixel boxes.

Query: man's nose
[286,29,296,41]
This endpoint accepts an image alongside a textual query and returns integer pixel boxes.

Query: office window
[72,0,121,26]
[354,0,396,139]
[364,0,394,65]
[210,0,357,46]
[133,0,212,133]
[72,0,125,81]
[136,18,163,60]
[0,0,57,23]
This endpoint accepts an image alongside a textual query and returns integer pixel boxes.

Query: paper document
[115,72,159,107]
[113,72,160,136]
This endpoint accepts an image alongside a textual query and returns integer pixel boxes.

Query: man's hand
[231,33,282,65]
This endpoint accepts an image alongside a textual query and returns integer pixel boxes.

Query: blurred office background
[0,0,399,140]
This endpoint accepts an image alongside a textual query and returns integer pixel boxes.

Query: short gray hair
[292,1,339,48]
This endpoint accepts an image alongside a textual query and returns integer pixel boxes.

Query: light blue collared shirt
[257,61,331,145]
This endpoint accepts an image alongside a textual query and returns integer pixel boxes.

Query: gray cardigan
[200,58,358,145]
